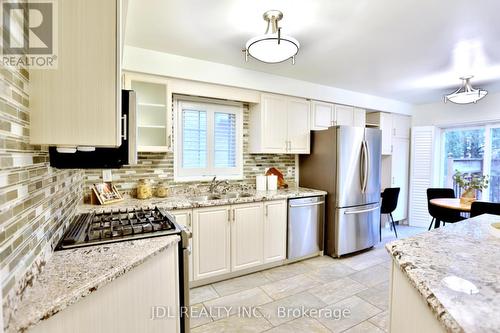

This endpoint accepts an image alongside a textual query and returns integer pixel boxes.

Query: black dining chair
[380,188,400,240]
[426,188,466,230]
[470,201,500,217]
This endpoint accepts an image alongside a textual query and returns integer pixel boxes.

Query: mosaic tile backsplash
[83,106,298,196]
[0,66,83,328]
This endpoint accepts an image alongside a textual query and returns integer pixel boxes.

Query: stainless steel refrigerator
[299,126,382,257]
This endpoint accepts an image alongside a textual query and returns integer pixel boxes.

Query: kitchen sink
[222,192,253,199]
[188,194,222,202]
[188,192,254,202]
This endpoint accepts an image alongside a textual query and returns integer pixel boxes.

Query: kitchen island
[386,214,500,333]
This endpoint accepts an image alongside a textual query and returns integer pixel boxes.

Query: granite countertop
[6,235,180,333]
[386,214,500,333]
[78,187,327,213]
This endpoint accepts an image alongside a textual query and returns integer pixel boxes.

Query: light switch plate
[102,170,113,182]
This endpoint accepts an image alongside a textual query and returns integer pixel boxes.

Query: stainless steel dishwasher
[288,196,325,260]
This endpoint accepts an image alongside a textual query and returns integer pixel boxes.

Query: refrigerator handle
[364,140,370,193]
[361,140,368,193]
[359,141,366,193]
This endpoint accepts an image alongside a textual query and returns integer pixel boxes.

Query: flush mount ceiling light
[244,10,300,64]
[444,76,488,104]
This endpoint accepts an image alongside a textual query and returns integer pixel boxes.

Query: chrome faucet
[209,176,229,194]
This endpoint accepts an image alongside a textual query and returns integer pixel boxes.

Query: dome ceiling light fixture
[444,76,488,104]
[243,10,300,64]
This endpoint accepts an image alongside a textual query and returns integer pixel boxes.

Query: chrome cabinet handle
[188,212,192,227]
[233,208,236,222]
[265,205,268,217]
[289,201,325,208]
[121,114,127,140]
[228,209,231,222]
[344,205,380,215]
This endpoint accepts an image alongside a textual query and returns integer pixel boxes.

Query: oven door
[180,227,192,332]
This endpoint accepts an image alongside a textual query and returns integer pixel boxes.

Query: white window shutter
[409,126,440,227]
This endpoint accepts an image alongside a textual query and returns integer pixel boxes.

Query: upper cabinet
[392,114,412,139]
[366,112,411,154]
[124,73,172,152]
[249,93,310,154]
[311,101,365,130]
[30,0,122,148]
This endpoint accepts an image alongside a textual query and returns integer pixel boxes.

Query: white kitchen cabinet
[311,102,365,130]
[311,101,335,130]
[170,209,193,282]
[31,241,181,333]
[392,114,412,139]
[231,203,264,271]
[334,105,355,126]
[30,0,122,148]
[192,206,231,280]
[249,93,310,154]
[263,200,287,263]
[391,137,410,222]
[124,73,172,152]
[287,98,311,153]
[353,108,366,128]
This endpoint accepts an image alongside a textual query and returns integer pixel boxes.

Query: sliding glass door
[489,127,500,202]
[441,124,500,202]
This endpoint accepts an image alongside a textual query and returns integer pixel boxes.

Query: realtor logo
[1,0,58,68]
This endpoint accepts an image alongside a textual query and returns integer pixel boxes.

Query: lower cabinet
[192,206,231,281]
[263,200,287,263]
[183,200,287,282]
[231,203,264,271]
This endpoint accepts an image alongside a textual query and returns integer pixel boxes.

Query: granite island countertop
[6,235,180,333]
[386,214,500,333]
[77,187,327,213]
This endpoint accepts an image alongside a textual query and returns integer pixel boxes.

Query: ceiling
[125,0,500,104]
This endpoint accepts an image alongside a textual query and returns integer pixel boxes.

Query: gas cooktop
[57,207,180,250]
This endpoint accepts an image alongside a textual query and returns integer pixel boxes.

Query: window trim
[173,95,244,182]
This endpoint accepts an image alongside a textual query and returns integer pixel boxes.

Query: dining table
[429,198,471,228]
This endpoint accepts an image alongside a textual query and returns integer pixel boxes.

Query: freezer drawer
[335,203,380,257]
[287,196,325,260]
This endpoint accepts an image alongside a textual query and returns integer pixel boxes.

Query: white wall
[123,46,412,115]
[412,91,500,127]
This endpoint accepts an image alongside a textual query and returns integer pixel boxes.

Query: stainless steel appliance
[299,126,382,257]
[48,90,138,168]
[287,196,325,260]
[56,207,191,332]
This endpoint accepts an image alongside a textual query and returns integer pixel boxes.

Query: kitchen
[1,1,500,333]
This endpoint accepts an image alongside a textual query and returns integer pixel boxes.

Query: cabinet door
[334,105,355,126]
[311,101,334,130]
[192,206,231,280]
[231,203,264,272]
[30,0,121,147]
[353,108,366,128]
[170,209,193,282]
[380,113,393,155]
[391,138,410,221]
[262,94,288,152]
[125,73,171,152]
[287,98,311,154]
[263,200,287,263]
[392,115,411,139]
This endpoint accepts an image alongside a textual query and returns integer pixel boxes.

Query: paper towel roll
[267,175,278,191]
[256,175,267,191]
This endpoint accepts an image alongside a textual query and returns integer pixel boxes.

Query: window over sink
[174,96,243,181]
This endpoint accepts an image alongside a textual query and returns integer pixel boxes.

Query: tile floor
[189,225,424,333]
